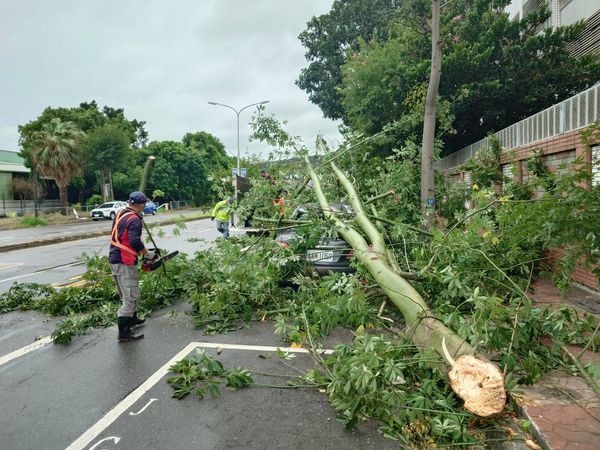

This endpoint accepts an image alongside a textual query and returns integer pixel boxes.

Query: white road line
[66,342,333,450]
[0,261,83,284]
[65,342,198,450]
[88,436,120,450]
[192,342,334,354]
[0,336,53,367]
[0,236,16,241]
[128,398,157,416]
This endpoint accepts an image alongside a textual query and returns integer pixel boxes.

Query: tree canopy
[84,124,131,178]
[298,0,600,156]
[296,0,400,120]
[28,118,86,210]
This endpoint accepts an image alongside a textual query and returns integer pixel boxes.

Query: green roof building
[0,149,30,201]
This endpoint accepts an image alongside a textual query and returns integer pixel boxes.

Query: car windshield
[98,203,115,209]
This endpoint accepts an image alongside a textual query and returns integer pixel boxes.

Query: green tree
[146,141,209,205]
[307,0,600,156]
[19,101,147,202]
[28,118,86,212]
[182,131,231,175]
[84,124,132,200]
[296,0,400,120]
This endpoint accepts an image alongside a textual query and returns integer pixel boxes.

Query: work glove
[144,249,156,260]
[211,216,215,221]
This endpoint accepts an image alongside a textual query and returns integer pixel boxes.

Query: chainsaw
[141,248,179,272]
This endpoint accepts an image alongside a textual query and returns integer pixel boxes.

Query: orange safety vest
[110,210,142,257]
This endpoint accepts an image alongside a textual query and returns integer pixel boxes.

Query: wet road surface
[0,222,398,449]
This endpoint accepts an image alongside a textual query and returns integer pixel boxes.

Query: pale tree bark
[420,0,442,229]
[305,155,506,417]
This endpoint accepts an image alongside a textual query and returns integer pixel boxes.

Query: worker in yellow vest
[211,196,234,239]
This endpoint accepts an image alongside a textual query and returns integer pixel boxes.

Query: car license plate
[306,250,336,262]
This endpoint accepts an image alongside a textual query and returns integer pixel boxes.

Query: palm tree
[29,118,86,214]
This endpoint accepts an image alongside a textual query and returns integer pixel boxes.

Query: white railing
[436,83,600,171]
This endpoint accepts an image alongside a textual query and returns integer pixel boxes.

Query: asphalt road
[0,210,207,248]
[0,221,399,450]
[0,218,219,294]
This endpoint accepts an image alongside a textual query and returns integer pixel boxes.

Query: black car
[275,204,355,277]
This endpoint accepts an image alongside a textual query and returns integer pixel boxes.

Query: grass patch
[18,216,48,227]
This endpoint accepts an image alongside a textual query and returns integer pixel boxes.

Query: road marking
[60,280,89,288]
[0,262,24,270]
[66,342,333,450]
[0,336,53,367]
[128,398,157,416]
[89,436,121,450]
[65,342,198,450]
[0,236,16,241]
[0,261,84,284]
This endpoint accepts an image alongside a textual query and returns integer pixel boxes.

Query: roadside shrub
[18,216,48,227]
[86,194,102,206]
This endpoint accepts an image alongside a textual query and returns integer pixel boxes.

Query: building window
[502,164,513,191]
[463,171,471,186]
[592,145,600,187]
[560,0,573,11]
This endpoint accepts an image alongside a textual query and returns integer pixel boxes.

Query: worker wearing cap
[109,191,155,342]
[211,196,234,239]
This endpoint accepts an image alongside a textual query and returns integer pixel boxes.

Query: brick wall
[548,248,599,291]
[446,124,600,291]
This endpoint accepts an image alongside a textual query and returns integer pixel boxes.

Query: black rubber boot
[131,312,146,328]
[118,317,144,342]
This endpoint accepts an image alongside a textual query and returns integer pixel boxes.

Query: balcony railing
[436,83,600,171]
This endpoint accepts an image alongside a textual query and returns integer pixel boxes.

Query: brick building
[437,84,600,290]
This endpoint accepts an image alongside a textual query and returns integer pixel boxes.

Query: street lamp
[208,100,270,200]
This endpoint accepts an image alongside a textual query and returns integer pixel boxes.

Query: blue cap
[128,191,148,204]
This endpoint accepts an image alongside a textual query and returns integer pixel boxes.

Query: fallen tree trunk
[305,156,506,417]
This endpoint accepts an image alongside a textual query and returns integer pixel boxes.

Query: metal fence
[0,200,62,217]
[1,200,193,218]
[436,83,600,171]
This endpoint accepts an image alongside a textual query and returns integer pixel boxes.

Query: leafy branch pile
[2,127,600,446]
[0,254,186,343]
[167,351,254,400]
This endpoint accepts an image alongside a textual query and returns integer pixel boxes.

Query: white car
[90,201,128,221]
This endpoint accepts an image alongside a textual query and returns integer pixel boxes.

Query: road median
[0,215,210,253]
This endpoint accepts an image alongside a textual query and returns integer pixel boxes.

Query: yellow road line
[0,263,24,270]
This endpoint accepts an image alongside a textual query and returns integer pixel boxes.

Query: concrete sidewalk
[520,279,600,450]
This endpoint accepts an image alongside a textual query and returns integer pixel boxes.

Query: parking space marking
[66,342,197,450]
[0,336,53,367]
[66,342,333,450]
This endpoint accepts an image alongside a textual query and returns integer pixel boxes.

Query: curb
[0,215,210,253]
[520,405,552,450]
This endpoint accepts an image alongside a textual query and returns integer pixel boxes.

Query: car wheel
[110,212,116,220]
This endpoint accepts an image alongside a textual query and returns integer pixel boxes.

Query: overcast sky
[0,0,340,159]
